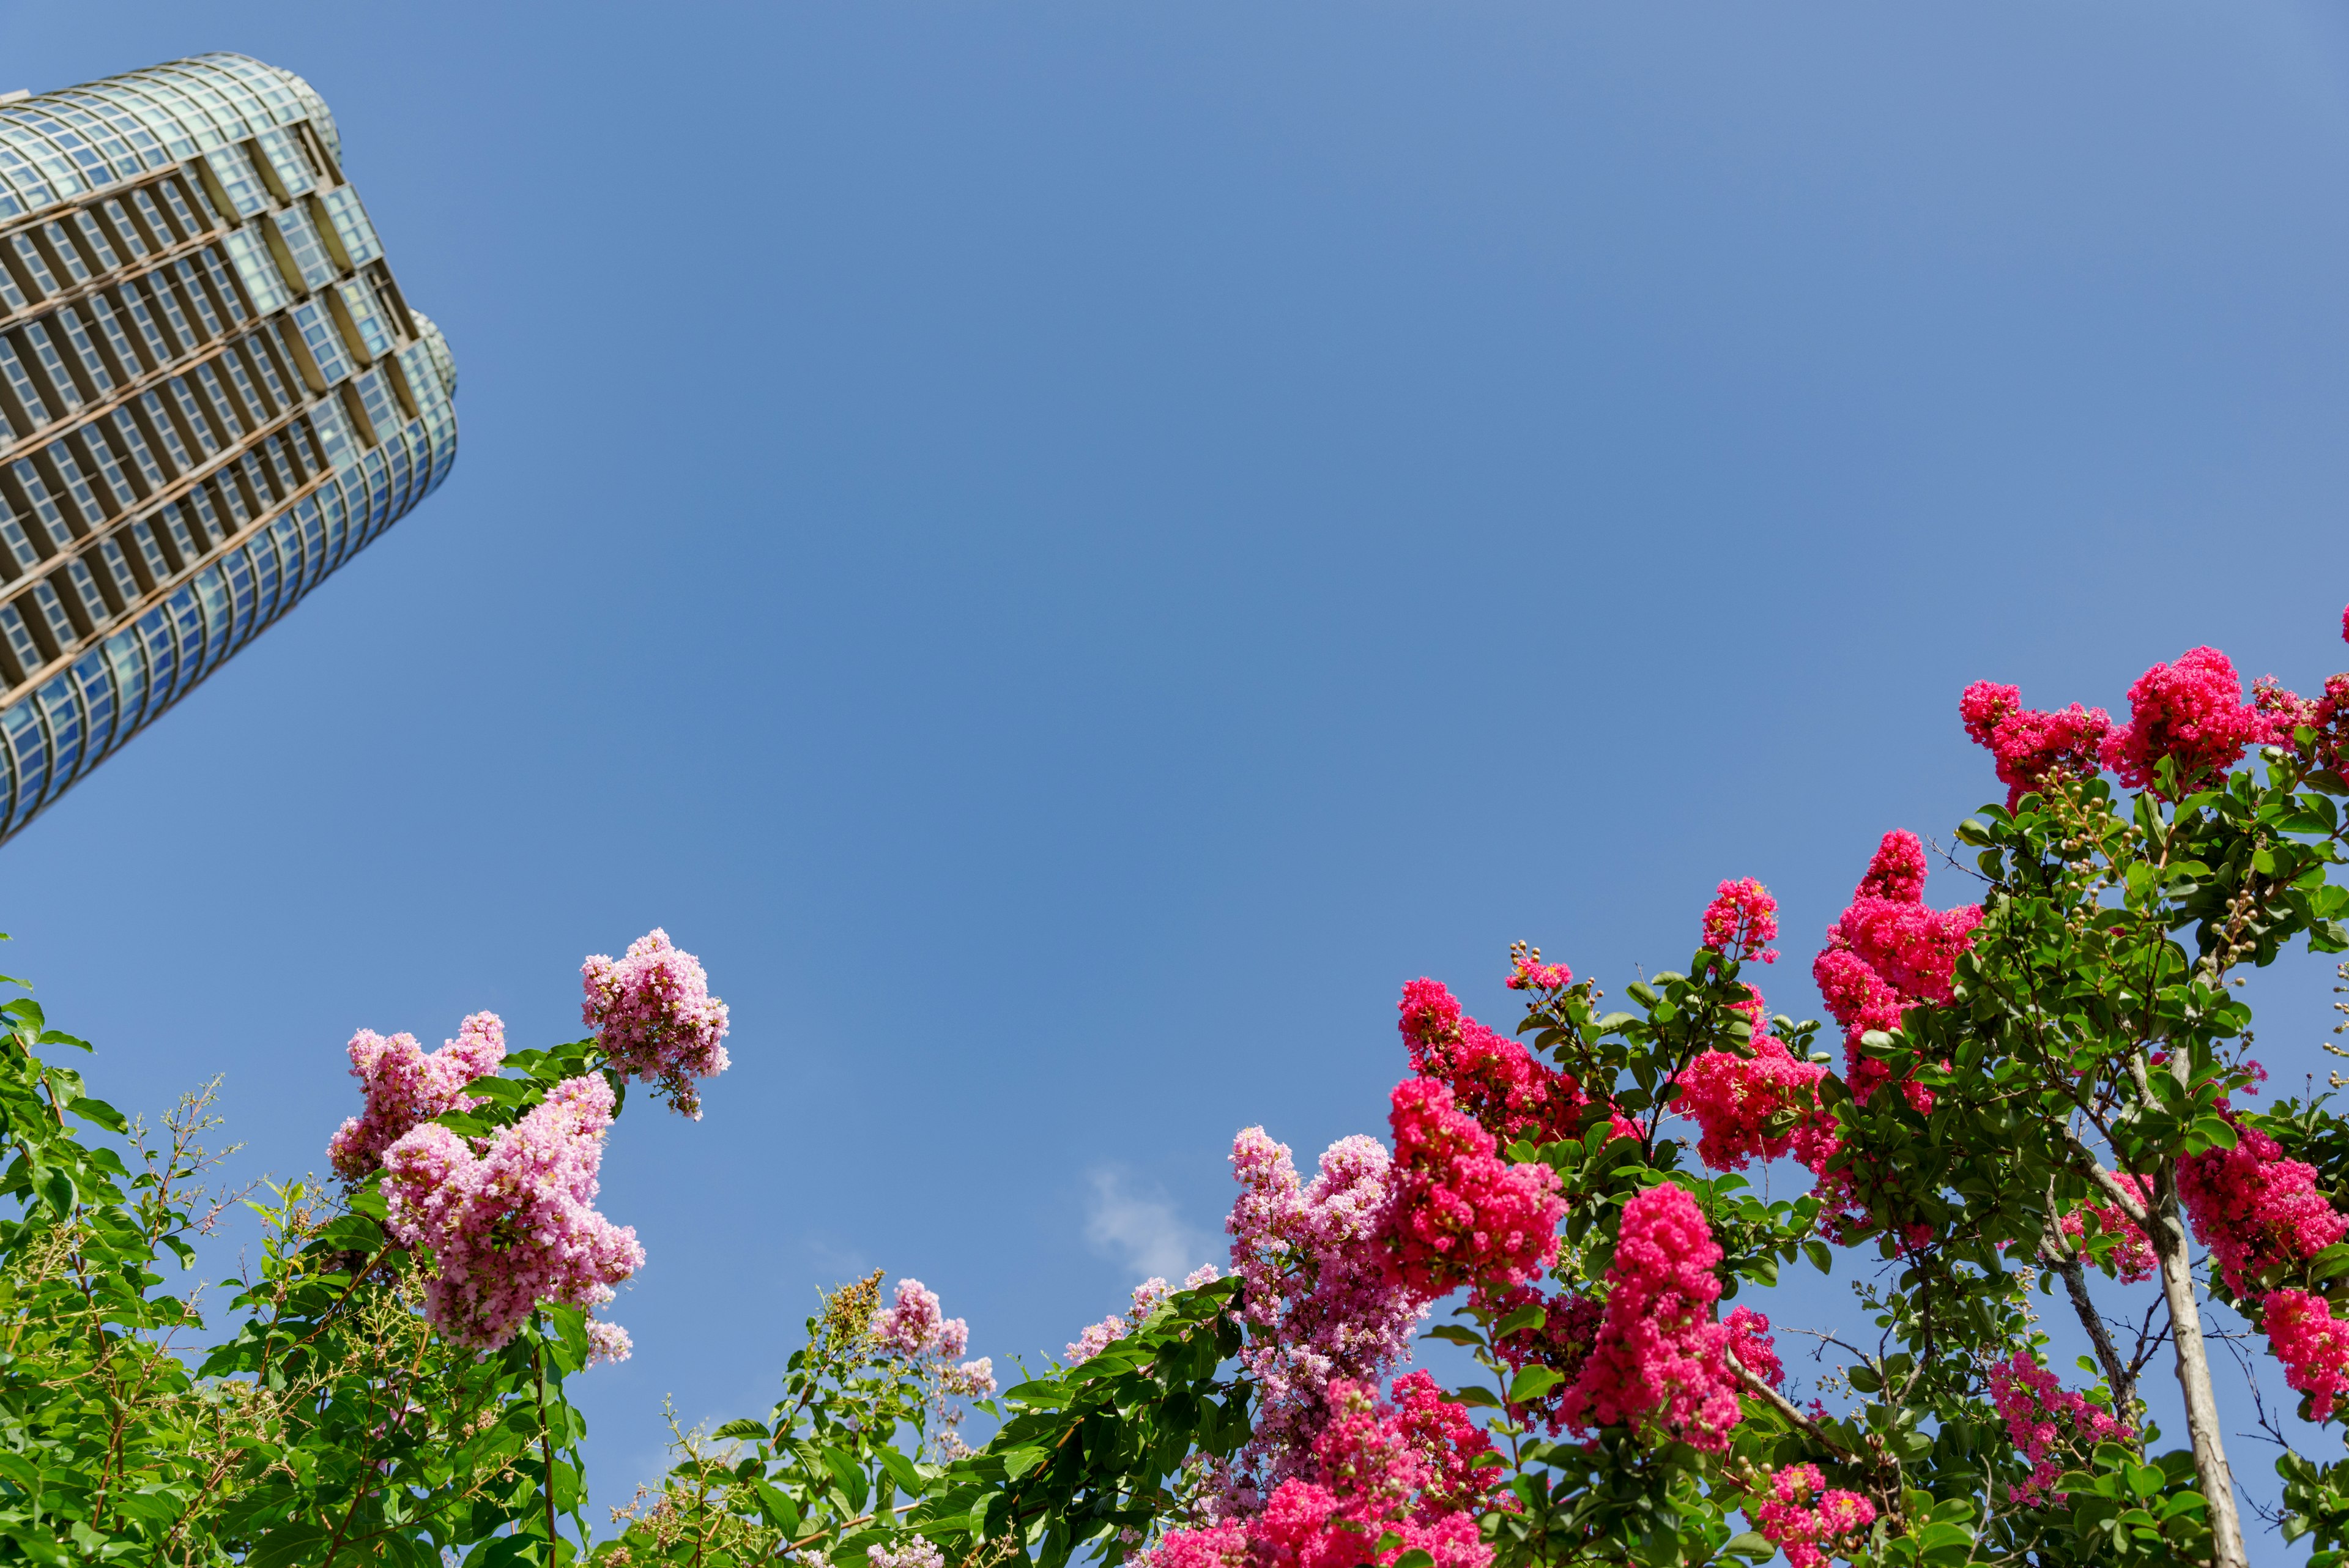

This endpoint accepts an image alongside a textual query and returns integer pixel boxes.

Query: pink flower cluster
[380,1073,645,1351]
[1557,1183,1756,1452]
[1959,682,2113,812]
[867,1537,946,1568]
[1146,1373,1496,1568]
[1984,1351,2134,1503]
[585,1318,634,1366]
[1381,1078,1564,1299]
[2175,1110,2347,1296]
[874,1278,971,1360]
[1224,1128,1431,1501]
[581,929,731,1119]
[1701,878,1780,965]
[1398,979,1590,1148]
[2057,1176,2154,1285]
[1751,1465,1875,1568]
[327,1013,507,1181]
[2100,646,2277,795]
[1811,830,1981,1109]
[1675,1002,1831,1173]
[1066,1270,1217,1364]
[1504,942,1573,992]
[2262,1288,2349,1421]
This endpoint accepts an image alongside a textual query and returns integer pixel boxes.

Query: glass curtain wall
[0,53,459,842]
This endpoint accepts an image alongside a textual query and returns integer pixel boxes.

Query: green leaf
[1001,1447,1050,1481]
[712,1419,770,1441]
[1507,1365,1562,1404]
[1493,1304,1546,1339]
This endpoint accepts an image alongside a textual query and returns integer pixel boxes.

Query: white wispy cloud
[1083,1169,1214,1283]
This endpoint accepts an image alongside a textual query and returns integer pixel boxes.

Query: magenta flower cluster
[1397,979,1593,1148]
[1984,1351,2134,1503]
[2262,1288,2349,1421]
[2176,1110,2347,1297]
[1557,1183,1767,1452]
[2056,1174,2154,1285]
[1959,682,2112,811]
[1751,1465,1876,1568]
[1675,990,1832,1173]
[2099,645,2277,795]
[581,929,732,1120]
[327,1013,507,1181]
[1699,877,1780,965]
[1381,1077,1564,1300]
[380,1072,645,1352]
[1811,830,1981,1111]
[1146,1373,1497,1568]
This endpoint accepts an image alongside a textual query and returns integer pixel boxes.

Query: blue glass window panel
[290,300,349,385]
[103,623,147,734]
[166,584,205,686]
[272,204,335,291]
[0,124,83,200]
[247,535,282,625]
[292,496,325,588]
[317,187,382,269]
[73,648,114,762]
[252,127,311,198]
[37,672,83,787]
[221,551,256,652]
[0,142,54,212]
[220,228,288,314]
[189,568,229,674]
[135,603,177,710]
[1,699,50,825]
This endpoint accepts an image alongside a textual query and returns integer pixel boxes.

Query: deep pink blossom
[2176,1111,2348,1296]
[1223,1128,1429,1504]
[1959,681,2112,811]
[1504,942,1573,992]
[1150,1375,1494,1568]
[2100,646,2273,794]
[2266,1288,2349,1421]
[1560,1183,1744,1451]
[2058,1176,2154,1285]
[1752,1465,1876,1568]
[1397,979,1589,1146]
[1811,831,1980,1109]
[1723,1305,1781,1389]
[1381,1077,1564,1298]
[1985,1351,2134,1503]
[327,1013,507,1181]
[581,929,731,1118]
[1701,879,1780,965]
[380,1073,644,1351]
[1675,1004,1830,1173]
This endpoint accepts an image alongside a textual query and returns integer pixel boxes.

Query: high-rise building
[0,53,458,844]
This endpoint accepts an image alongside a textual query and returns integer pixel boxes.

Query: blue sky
[2,0,2348,1544]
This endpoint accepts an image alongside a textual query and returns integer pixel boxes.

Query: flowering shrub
[1984,1352,2136,1503]
[7,605,2348,1568]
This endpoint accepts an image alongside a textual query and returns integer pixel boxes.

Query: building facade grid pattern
[0,53,458,844]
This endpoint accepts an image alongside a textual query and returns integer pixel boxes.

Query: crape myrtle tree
[0,613,2347,1567]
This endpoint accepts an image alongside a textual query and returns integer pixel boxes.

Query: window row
[0,326,316,554]
[0,55,328,223]
[0,251,273,437]
[0,392,329,588]
[0,414,456,833]
[0,172,217,312]
[0,384,455,692]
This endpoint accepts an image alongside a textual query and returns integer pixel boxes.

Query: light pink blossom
[327,1013,506,1181]
[582,929,730,1118]
[380,1073,644,1351]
